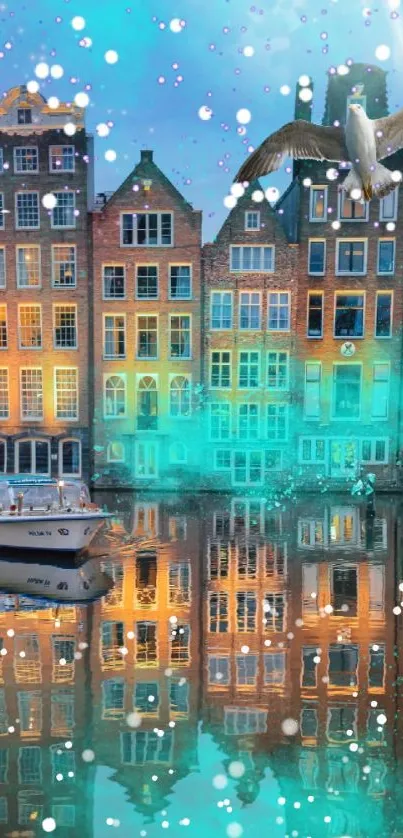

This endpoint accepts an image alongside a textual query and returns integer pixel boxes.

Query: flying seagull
[234,103,403,201]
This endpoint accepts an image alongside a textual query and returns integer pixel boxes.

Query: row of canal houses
[0,63,402,490]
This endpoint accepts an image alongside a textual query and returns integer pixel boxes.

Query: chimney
[293,76,313,179]
[140,150,153,163]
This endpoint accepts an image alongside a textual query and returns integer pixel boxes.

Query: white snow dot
[27,80,40,93]
[299,88,313,103]
[375,44,391,61]
[48,96,60,110]
[393,605,401,615]
[198,105,213,120]
[224,195,237,209]
[170,18,182,32]
[105,50,119,64]
[213,774,228,789]
[82,749,95,762]
[227,824,243,838]
[126,711,142,728]
[252,189,264,202]
[64,123,77,137]
[337,64,349,76]
[35,62,49,79]
[243,46,254,57]
[241,645,249,654]
[71,16,86,31]
[281,718,299,736]
[265,186,280,202]
[105,149,117,162]
[231,183,245,197]
[236,108,251,125]
[326,168,339,181]
[392,170,402,182]
[350,187,362,200]
[298,74,310,87]
[42,818,57,833]
[42,193,57,210]
[332,220,341,230]
[229,760,245,779]
[377,713,387,725]
[280,85,291,96]
[50,64,64,79]
[74,92,90,108]
[303,177,312,187]
[96,123,110,137]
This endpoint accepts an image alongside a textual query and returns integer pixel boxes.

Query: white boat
[0,555,114,603]
[0,476,111,552]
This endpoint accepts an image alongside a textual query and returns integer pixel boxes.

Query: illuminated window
[20,369,43,420]
[17,245,41,287]
[54,305,77,349]
[208,592,229,633]
[18,305,42,349]
[375,292,392,338]
[15,438,49,475]
[49,145,75,172]
[169,315,191,359]
[136,315,158,359]
[309,186,327,221]
[336,240,367,275]
[54,368,78,420]
[52,245,76,287]
[0,307,7,349]
[103,315,126,359]
[236,592,257,632]
[104,375,126,417]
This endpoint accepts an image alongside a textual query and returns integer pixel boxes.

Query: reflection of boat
[0,555,114,603]
[0,476,111,552]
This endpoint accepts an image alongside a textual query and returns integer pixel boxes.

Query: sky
[1,0,403,240]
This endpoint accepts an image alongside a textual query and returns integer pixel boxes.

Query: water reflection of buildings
[0,597,93,832]
[0,494,401,836]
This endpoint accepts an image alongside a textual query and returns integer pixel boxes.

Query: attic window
[17,108,32,125]
[245,211,260,230]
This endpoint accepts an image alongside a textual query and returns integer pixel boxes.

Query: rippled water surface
[0,491,402,838]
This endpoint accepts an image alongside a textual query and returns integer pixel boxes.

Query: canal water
[0,492,402,837]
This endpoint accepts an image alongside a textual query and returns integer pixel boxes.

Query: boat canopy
[0,477,91,506]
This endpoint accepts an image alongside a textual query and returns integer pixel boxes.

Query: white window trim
[371,361,390,421]
[135,312,158,360]
[13,146,39,175]
[18,303,42,350]
[0,193,4,231]
[52,303,78,350]
[209,401,232,442]
[244,210,260,231]
[238,289,262,330]
[103,313,127,361]
[208,590,230,632]
[102,263,126,300]
[230,244,275,273]
[58,438,82,477]
[210,290,233,331]
[266,403,289,442]
[15,192,40,230]
[0,304,7,350]
[377,238,395,276]
[337,188,369,222]
[266,350,290,391]
[51,244,77,289]
[375,290,393,339]
[309,185,328,222]
[0,367,9,420]
[265,448,283,472]
[267,290,291,332]
[120,211,174,248]
[308,238,326,276]
[307,290,323,339]
[304,361,321,421]
[0,247,5,289]
[16,245,41,289]
[14,438,50,475]
[135,440,159,479]
[332,362,363,421]
[214,448,232,470]
[379,188,398,222]
[238,402,260,441]
[54,366,79,422]
[19,367,43,421]
[50,191,76,230]
[232,450,264,487]
[335,238,368,276]
[135,263,159,300]
[49,145,76,174]
[169,313,192,361]
[333,289,366,339]
[0,438,6,470]
[103,372,127,419]
[168,373,192,420]
[360,437,389,465]
[298,436,327,465]
[107,441,126,464]
[210,350,232,390]
[168,262,192,300]
[238,349,261,390]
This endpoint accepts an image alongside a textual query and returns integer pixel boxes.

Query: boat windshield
[18,485,60,507]
[0,485,11,508]
[63,482,91,505]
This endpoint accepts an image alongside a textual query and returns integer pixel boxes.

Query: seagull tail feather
[369,162,397,200]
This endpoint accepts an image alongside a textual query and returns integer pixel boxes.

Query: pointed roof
[322,63,389,125]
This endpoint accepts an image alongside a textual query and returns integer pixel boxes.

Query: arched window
[104,375,126,418]
[59,439,81,477]
[169,375,191,417]
[137,376,158,430]
[169,441,188,465]
[107,441,125,463]
[15,438,50,475]
[0,439,6,473]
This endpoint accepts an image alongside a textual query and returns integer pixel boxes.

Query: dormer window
[17,108,32,125]
[245,211,260,230]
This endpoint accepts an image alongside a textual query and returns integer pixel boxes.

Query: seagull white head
[348,103,363,113]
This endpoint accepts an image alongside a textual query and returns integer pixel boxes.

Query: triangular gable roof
[213,177,290,243]
[99,151,195,217]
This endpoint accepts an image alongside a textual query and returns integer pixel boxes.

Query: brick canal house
[277,64,403,488]
[0,85,93,480]
[91,150,202,487]
[201,182,299,490]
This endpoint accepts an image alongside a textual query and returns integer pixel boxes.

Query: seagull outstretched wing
[374,107,403,159]
[234,119,349,183]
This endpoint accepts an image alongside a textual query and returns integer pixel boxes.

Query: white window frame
[16,245,41,288]
[210,350,232,389]
[232,450,264,487]
[58,438,82,477]
[308,238,326,276]
[0,304,7,350]
[309,185,328,222]
[169,373,191,419]
[360,438,389,465]
[120,211,174,247]
[307,290,323,338]
[135,263,159,300]
[51,244,76,289]
[13,146,39,174]
[103,264,126,300]
[214,449,231,470]
[238,350,260,389]
[209,402,231,441]
[107,441,126,463]
[245,210,260,230]
[380,188,398,222]
[103,373,127,419]
[238,402,260,441]
[136,313,158,360]
[239,290,262,330]
[267,350,289,391]
[14,438,50,475]
[168,263,192,300]
[53,303,78,350]
[103,313,126,360]
[0,368,9,420]
[210,290,233,330]
[267,403,289,441]
[335,238,368,276]
[371,362,390,420]
[332,362,362,421]
[375,290,393,339]
[20,368,43,421]
[135,441,159,479]
[304,362,321,420]
[169,313,192,360]
[267,290,290,331]
[333,290,365,339]
[230,244,275,273]
[15,192,40,230]
[18,303,42,350]
[49,145,75,173]
[298,437,327,465]
[54,367,79,422]
[0,193,4,230]
[377,238,395,275]
[337,188,369,222]
[51,191,76,229]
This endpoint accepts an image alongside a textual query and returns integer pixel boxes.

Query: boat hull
[0,513,108,552]
[0,556,113,603]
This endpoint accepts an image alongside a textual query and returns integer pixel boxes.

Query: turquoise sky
[1,0,402,239]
